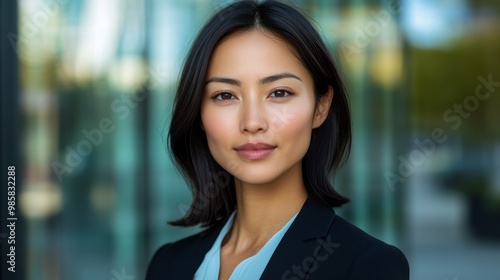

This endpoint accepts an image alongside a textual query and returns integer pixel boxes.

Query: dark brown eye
[270,89,292,98]
[212,92,235,102]
[220,92,233,99]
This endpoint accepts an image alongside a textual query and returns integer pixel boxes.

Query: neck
[223,162,307,252]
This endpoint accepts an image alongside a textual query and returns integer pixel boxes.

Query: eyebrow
[205,72,302,86]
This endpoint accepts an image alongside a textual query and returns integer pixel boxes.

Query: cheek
[201,106,233,149]
[270,102,315,139]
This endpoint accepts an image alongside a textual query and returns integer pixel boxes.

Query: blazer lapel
[173,215,231,279]
[176,196,336,279]
[260,195,336,279]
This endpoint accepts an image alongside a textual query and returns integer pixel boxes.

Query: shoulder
[145,233,197,279]
[145,221,225,279]
[325,215,410,279]
[146,232,198,264]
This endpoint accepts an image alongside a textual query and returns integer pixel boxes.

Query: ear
[312,86,333,129]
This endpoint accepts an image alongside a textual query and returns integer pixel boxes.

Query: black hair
[167,0,351,227]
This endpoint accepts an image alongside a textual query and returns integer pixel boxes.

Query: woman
[146,0,409,279]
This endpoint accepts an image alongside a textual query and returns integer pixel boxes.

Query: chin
[233,171,286,187]
[234,174,271,184]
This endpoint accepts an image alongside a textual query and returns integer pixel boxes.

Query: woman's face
[201,29,330,186]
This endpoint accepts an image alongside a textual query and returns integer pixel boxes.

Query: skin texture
[200,29,333,280]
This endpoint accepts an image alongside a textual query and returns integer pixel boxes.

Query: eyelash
[210,89,294,103]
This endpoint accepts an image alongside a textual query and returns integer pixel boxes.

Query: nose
[239,95,268,134]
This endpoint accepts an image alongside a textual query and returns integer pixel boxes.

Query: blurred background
[1,0,499,279]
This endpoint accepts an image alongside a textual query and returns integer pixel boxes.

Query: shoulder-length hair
[168,0,351,227]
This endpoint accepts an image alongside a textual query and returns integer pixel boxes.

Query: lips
[234,142,276,150]
[234,142,276,160]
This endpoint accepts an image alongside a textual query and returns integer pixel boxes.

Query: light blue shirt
[194,210,299,280]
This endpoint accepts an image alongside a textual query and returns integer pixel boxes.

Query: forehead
[206,29,311,81]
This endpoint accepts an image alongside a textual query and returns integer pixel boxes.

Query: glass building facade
[1,0,500,279]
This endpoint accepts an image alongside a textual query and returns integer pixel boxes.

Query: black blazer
[146,196,409,279]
